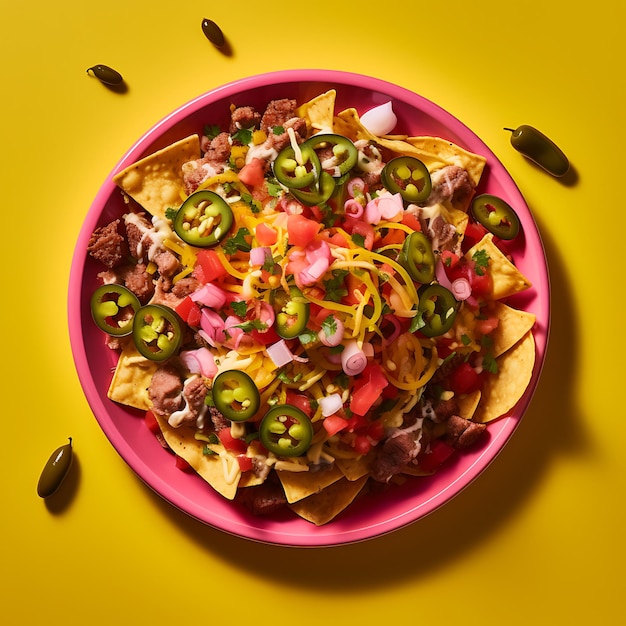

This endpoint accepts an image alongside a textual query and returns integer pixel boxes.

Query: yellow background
[2,1,624,624]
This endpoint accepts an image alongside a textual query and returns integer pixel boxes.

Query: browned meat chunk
[182,376,208,417]
[260,99,298,132]
[428,165,475,211]
[230,106,261,133]
[208,405,230,432]
[370,430,420,483]
[149,364,183,417]
[119,263,154,303]
[172,276,201,299]
[87,220,127,269]
[266,117,307,151]
[446,415,487,449]
[238,482,288,516]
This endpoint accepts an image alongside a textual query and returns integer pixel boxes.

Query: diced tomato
[287,213,321,248]
[440,249,460,271]
[175,296,202,327]
[476,316,499,336]
[285,390,313,417]
[236,455,254,472]
[323,413,349,436]
[238,157,266,188]
[449,258,492,299]
[350,363,389,416]
[255,221,278,246]
[343,217,375,250]
[217,428,248,455]
[144,410,160,435]
[367,419,385,442]
[353,435,372,456]
[175,455,194,472]
[193,249,228,284]
[448,361,484,395]
[251,325,281,346]
[401,212,422,232]
[419,439,456,472]
[462,222,488,252]
[378,227,405,248]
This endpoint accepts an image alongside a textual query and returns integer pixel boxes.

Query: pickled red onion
[341,340,368,376]
[190,283,228,309]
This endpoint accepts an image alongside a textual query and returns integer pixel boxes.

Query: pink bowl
[68,70,549,546]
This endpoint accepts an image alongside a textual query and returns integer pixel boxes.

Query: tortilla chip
[296,89,336,133]
[112,134,201,220]
[457,389,481,420]
[489,302,537,357]
[107,342,159,410]
[335,455,370,481]
[406,137,486,187]
[466,233,532,300]
[153,413,240,500]
[473,331,536,423]
[333,108,487,186]
[289,476,368,525]
[278,465,344,504]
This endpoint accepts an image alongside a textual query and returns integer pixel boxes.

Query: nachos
[86,90,537,525]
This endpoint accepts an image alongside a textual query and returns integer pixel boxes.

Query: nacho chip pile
[87,89,537,525]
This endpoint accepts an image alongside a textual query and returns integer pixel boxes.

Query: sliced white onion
[360,101,397,136]
[319,393,343,417]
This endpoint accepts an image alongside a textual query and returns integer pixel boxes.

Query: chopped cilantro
[236,319,267,333]
[266,178,283,197]
[164,207,178,221]
[223,227,251,254]
[202,444,218,456]
[482,352,498,374]
[272,125,285,135]
[232,128,253,145]
[323,269,349,302]
[241,192,262,213]
[320,315,338,338]
[351,233,366,248]
[472,249,490,276]
[230,300,247,317]
[203,124,221,139]
[298,329,318,345]
[408,310,426,333]
[461,334,472,346]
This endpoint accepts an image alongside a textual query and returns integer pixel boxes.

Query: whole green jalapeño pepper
[90,284,141,337]
[416,284,459,338]
[259,404,313,457]
[274,287,310,339]
[398,231,435,284]
[381,156,432,204]
[132,304,182,361]
[173,190,233,247]
[301,134,358,178]
[471,194,520,240]
[212,370,260,422]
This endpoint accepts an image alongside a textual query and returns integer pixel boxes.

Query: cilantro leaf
[235,319,267,333]
[164,207,178,221]
[203,124,221,139]
[230,300,247,317]
[223,227,251,254]
[323,269,348,302]
[472,249,490,276]
[232,128,253,145]
[320,315,338,338]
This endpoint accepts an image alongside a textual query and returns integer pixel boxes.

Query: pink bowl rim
[68,69,550,547]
